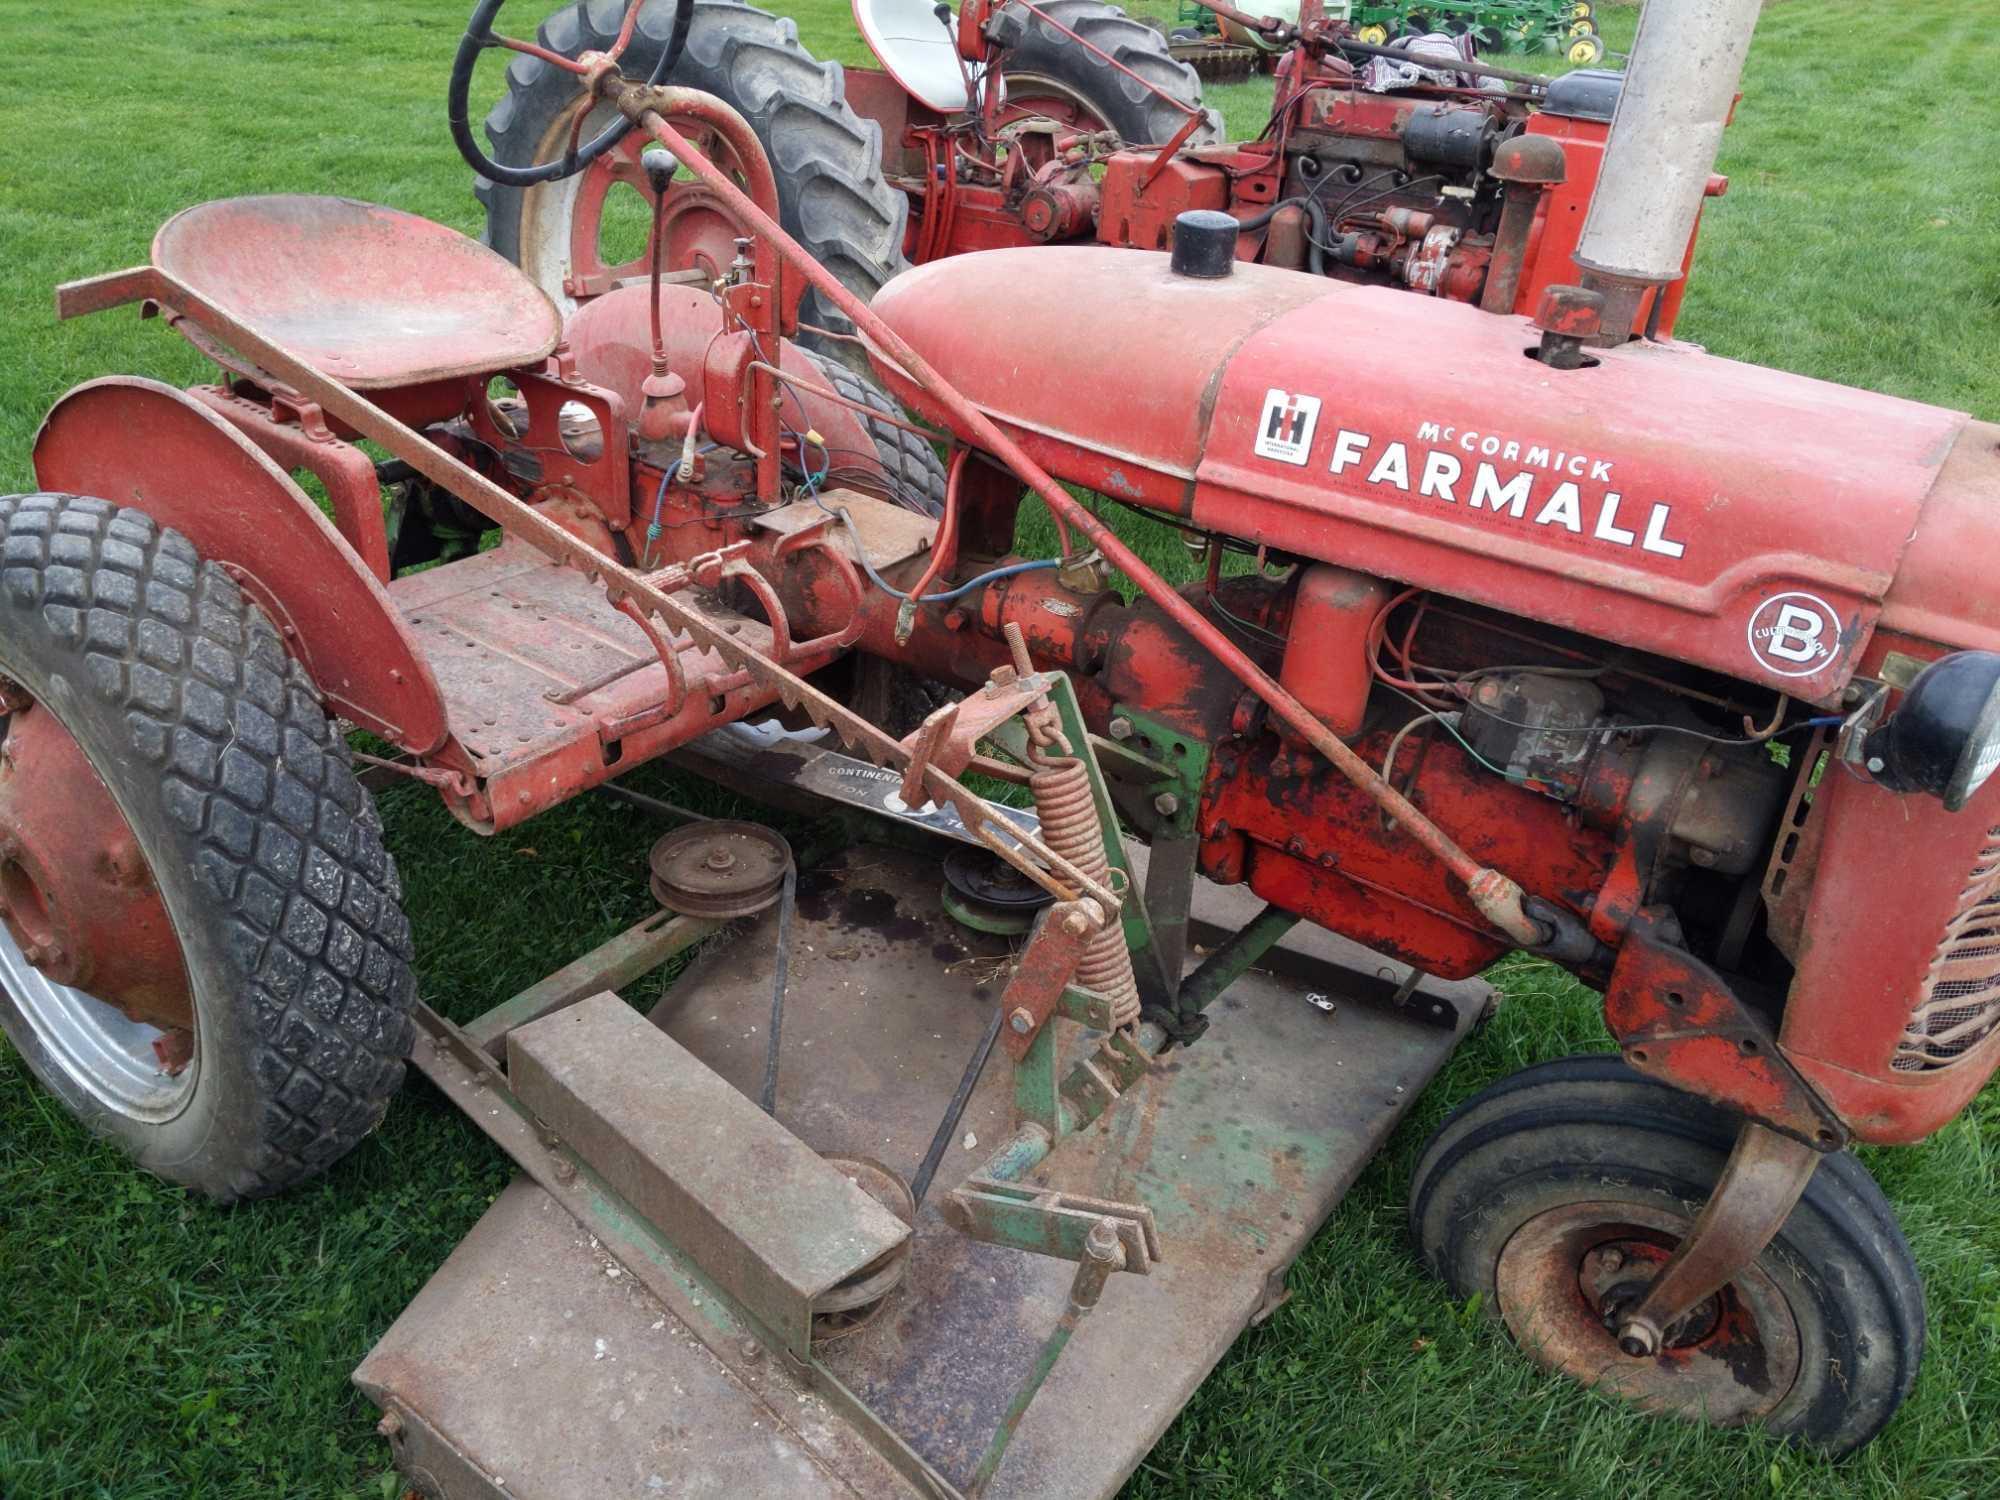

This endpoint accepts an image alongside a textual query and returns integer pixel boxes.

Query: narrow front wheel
[1409,1054,1925,1453]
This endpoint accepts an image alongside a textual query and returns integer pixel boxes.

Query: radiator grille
[1894,825,2000,1071]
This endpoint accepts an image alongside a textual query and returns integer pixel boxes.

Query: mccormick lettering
[1331,425,1687,559]
[1415,421,1615,481]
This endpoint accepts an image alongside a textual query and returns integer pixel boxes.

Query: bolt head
[377,1410,404,1440]
[1009,1007,1035,1034]
[1061,911,1090,938]
[1151,792,1179,818]
[739,1337,763,1361]
[1613,1318,1660,1358]
[1598,1247,1625,1273]
[1108,717,1134,740]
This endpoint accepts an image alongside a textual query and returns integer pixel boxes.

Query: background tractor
[2,0,1998,1495]
[479,0,1661,351]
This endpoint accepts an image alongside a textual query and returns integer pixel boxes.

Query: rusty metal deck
[382,492,933,795]
[358,844,1482,1497]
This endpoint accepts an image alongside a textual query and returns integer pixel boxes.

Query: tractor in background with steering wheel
[477,0,1707,346]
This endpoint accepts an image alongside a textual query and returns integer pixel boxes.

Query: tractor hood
[870,246,1988,706]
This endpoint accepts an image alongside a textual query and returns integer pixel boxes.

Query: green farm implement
[1352,0,1604,63]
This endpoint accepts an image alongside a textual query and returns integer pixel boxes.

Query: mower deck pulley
[648,820,795,918]
[940,845,1057,935]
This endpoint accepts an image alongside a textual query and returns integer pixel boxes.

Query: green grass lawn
[2,1,1999,1496]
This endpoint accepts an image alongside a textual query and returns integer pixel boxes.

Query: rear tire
[0,494,416,1202]
[1409,1054,1924,1454]
[998,0,1221,149]
[800,347,946,516]
[479,0,908,343]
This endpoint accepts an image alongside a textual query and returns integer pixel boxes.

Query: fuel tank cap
[1170,210,1238,279]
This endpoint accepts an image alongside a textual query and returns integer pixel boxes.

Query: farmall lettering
[1321,420,1691,559]
[1248,406,1698,561]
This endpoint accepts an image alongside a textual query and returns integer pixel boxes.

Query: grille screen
[1895,825,2000,1071]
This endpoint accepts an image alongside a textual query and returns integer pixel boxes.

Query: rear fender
[33,377,449,755]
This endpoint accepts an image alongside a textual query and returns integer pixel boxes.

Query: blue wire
[645,464,672,547]
[644,442,730,565]
[913,558,1059,603]
[827,497,1058,602]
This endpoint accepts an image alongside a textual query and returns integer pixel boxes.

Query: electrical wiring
[1367,586,1458,705]
[822,501,1056,604]
[1462,704,1847,747]
[1326,173,1445,230]
[1371,591,1849,748]
[1381,709,1459,787]
[1378,683,1516,779]
[640,441,734,567]
[1209,595,1287,648]
[1096,491,1266,557]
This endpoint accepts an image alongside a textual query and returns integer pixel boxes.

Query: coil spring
[1028,736,1142,1031]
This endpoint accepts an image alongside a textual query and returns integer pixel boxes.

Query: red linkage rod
[616,81,1545,947]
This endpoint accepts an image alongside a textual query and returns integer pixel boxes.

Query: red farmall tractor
[3,0,1997,1490]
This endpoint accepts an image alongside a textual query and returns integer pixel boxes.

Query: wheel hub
[0,696,192,1036]
[1583,1245,1722,1350]
[556,117,758,301]
[1493,1200,1803,1427]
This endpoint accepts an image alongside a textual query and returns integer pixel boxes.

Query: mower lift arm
[608,81,1549,949]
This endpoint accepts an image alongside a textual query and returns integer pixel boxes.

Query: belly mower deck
[356,837,1487,1498]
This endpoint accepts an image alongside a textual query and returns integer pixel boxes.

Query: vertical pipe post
[1573,0,1763,340]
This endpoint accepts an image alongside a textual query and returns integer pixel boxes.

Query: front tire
[0,494,416,1202]
[1408,1054,1925,1454]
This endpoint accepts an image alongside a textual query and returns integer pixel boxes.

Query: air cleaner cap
[1170,210,1238,279]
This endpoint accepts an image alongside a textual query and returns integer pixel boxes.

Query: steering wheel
[448,0,691,188]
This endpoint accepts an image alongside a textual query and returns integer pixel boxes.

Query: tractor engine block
[1093,55,1712,331]
[858,560,1794,989]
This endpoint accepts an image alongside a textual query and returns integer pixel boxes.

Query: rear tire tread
[800,348,946,516]
[1006,0,1222,146]
[478,0,909,341]
[0,493,416,1201]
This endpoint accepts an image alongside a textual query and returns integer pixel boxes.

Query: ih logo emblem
[1747,592,1842,678]
[1254,389,1321,466]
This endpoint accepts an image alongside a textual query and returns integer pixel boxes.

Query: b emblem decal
[1747,592,1841,678]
